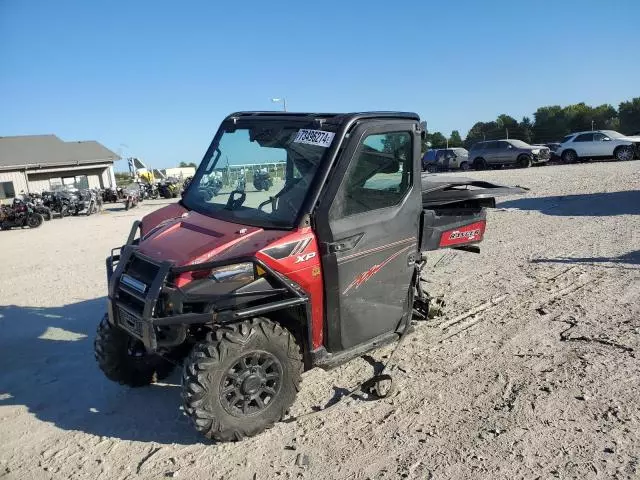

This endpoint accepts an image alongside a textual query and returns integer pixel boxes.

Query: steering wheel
[225,190,246,210]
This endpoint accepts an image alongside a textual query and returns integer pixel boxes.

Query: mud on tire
[181,317,303,442]
[94,315,176,387]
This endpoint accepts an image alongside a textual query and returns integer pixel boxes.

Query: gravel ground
[1,161,639,480]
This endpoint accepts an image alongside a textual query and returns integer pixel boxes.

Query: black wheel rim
[127,338,148,358]
[220,351,283,417]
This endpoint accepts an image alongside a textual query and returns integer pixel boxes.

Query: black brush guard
[106,221,310,351]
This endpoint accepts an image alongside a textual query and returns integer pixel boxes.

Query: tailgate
[420,205,486,251]
[420,175,526,252]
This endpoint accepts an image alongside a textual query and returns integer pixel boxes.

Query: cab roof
[224,111,420,125]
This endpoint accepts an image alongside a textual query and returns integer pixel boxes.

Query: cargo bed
[419,175,526,251]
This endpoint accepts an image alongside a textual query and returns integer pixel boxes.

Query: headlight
[531,149,540,155]
[209,262,255,283]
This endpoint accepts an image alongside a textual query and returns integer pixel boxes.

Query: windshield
[508,139,531,148]
[600,130,625,139]
[182,122,336,229]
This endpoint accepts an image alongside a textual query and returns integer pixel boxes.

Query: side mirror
[602,137,611,141]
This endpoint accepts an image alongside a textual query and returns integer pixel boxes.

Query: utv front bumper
[106,222,309,352]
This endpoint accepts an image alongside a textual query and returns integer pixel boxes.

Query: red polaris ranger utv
[95,112,522,441]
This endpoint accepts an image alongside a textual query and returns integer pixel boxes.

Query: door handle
[326,233,364,254]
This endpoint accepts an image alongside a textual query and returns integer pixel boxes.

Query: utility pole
[591,120,595,131]
[506,128,509,139]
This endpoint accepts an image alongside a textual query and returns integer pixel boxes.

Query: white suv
[556,130,640,163]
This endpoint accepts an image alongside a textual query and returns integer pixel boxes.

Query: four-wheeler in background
[0,200,44,230]
[253,169,273,191]
[94,111,524,442]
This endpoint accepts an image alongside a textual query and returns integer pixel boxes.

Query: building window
[61,175,89,190]
[0,181,16,199]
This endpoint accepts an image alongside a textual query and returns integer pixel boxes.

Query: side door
[495,141,513,164]
[592,132,611,156]
[483,141,499,165]
[572,133,594,156]
[314,121,421,352]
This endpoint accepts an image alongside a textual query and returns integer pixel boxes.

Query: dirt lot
[1,161,639,480]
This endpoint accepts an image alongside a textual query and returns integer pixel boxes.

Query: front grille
[117,307,144,338]
[539,148,550,159]
[116,253,161,316]
[127,255,159,284]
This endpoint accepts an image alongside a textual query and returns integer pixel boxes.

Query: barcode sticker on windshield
[293,129,335,148]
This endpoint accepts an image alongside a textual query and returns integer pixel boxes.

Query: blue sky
[1,0,639,169]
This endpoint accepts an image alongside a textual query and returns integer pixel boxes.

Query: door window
[593,132,608,141]
[331,131,412,218]
[574,133,594,142]
[497,141,511,150]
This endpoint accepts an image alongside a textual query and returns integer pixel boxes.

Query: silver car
[468,139,550,169]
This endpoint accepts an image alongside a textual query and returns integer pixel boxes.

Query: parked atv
[157,181,178,199]
[25,194,53,220]
[123,188,140,211]
[253,170,273,191]
[94,111,524,442]
[102,187,119,203]
[0,201,44,230]
[141,183,159,200]
[42,191,72,217]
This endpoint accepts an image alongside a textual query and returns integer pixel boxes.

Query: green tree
[619,97,640,134]
[448,130,463,147]
[532,105,567,142]
[428,132,447,148]
[179,161,188,168]
[519,116,534,144]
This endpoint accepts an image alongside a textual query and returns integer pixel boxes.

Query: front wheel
[94,315,176,387]
[614,146,634,162]
[517,154,532,168]
[27,213,44,229]
[459,161,470,171]
[182,318,303,442]
[561,150,578,163]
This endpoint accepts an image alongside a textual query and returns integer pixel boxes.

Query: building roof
[0,134,120,170]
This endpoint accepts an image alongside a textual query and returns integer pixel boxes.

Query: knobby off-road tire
[27,213,44,229]
[182,317,303,442]
[94,315,176,387]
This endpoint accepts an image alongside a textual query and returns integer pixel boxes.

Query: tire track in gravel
[434,265,601,342]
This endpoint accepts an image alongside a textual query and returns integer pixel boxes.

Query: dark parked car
[422,148,470,171]
[468,139,550,169]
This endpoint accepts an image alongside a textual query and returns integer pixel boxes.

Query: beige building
[0,135,119,202]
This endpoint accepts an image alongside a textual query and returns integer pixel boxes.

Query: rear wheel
[614,146,634,161]
[182,317,303,441]
[561,150,578,163]
[27,213,44,229]
[94,315,176,387]
[517,154,532,168]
